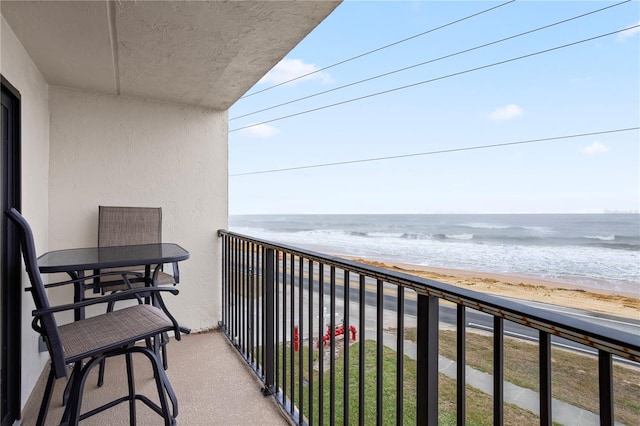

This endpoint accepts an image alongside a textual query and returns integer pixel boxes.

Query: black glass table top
[37,243,189,273]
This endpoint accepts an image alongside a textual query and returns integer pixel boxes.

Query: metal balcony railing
[218,230,640,426]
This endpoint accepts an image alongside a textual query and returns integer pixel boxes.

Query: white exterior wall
[1,15,52,408]
[48,87,227,332]
[3,13,228,413]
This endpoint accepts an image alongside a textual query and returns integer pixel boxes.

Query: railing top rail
[219,230,640,361]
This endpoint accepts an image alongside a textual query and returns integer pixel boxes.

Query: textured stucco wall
[1,15,52,410]
[48,87,227,332]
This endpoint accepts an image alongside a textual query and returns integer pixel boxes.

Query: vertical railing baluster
[228,236,232,337]
[263,247,275,395]
[344,270,350,424]
[330,266,336,426]
[457,305,466,426]
[239,241,243,353]
[539,330,551,426]
[245,242,249,355]
[221,235,227,333]
[253,243,256,363]
[249,242,255,364]
[290,254,295,415]
[308,259,314,426]
[240,241,249,359]
[254,243,258,365]
[599,350,614,426]
[275,251,280,394]
[261,246,266,381]
[417,294,439,426]
[238,239,242,349]
[244,243,249,364]
[260,246,264,375]
[241,240,246,354]
[298,256,304,425]
[396,287,404,425]
[229,237,234,339]
[231,236,236,338]
[245,240,248,353]
[229,235,233,334]
[282,253,287,404]
[233,238,239,344]
[359,274,365,426]
[376,279,384,426]
[494,317,504,426]
[318,263,324,426]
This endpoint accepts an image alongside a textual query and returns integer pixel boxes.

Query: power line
[231,0,629,122]
[230,127,639,177]
[229,25,639,133]
[238,0,516,100]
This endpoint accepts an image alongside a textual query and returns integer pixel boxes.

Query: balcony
[19,232,640,425]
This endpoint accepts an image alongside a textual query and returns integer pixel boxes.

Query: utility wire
[229,25,639,133]
[230,127,639,177]
[238,0,516,100]
[231,0,629,121]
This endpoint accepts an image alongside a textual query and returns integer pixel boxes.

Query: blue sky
[228,1,639,215]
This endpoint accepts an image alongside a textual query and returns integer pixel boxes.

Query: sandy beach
[345,256,640,320]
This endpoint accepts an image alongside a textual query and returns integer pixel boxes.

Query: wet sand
[344,256,640,320]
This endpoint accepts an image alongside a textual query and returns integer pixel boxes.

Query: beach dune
[347,257,640,320]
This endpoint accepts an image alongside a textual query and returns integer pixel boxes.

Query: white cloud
[489,104,523,121]
[581,141,609,156]
[617,21,640,42]
[258,59,333,86]
[239,124,279,138]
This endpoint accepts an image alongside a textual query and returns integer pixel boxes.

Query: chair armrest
[32,287,179,316]
[32,287,186,343]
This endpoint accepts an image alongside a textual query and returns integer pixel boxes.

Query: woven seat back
[98,206,162,247]
[98,206,162,272]
[6,208,67,378]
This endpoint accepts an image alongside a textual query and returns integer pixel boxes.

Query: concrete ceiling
[1,0,341,110]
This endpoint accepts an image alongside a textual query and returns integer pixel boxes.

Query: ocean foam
[584,234,615,241]
[229,214,640,295]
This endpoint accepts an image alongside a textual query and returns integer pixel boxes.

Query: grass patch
[271,340,543,425]
[396,327,640,425]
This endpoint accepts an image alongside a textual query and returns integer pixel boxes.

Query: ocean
[229,214,640,295]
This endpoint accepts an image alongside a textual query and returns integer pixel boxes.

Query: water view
[230,213,640,295]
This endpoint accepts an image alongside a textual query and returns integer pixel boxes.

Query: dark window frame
[1,75,22,426]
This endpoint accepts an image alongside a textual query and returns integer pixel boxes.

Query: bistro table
[37,242,189,403]
[37,243,189,320]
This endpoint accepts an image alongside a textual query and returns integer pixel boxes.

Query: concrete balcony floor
[22,330,289,425]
